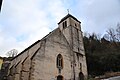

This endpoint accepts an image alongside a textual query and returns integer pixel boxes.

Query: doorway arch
[79,72,84,80]
[57,75,63,80]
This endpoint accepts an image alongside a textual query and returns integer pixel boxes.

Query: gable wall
[33,29,72,80]
[8,15,88,80]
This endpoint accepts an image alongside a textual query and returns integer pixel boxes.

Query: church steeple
[58,14,84,54]
[58,14,81,31]
[58,14,80,24]
[58,14,87,79]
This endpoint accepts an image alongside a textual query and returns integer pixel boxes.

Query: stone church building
[8,14,87,80]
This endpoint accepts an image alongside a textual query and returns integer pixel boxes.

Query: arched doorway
[57,75,63,80]
[79,72,84,80]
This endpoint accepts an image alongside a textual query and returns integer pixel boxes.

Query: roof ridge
[58,14,80,24]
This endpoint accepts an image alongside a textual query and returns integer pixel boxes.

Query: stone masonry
[8,14,88,80]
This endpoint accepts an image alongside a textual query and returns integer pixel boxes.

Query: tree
[106,28,116,42]
[104,23,120,42]
[6,49,18,57]
[83,30,120,77]
[116,23,120,42]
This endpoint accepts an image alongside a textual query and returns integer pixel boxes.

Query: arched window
[79,72,84,80]
[57,75,63,80]
[56,54,63,69]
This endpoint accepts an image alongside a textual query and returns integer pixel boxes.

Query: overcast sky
[0,0,120,57]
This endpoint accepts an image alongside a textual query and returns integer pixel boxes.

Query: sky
[0,0,120,57]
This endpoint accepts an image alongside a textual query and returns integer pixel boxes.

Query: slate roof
[58,14,81,24]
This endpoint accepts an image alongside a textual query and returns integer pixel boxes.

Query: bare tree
[104,23,120,42]
[83,32,90,37]
[103,34,110,41]
[116,23,120,42]
[6,49,18,57]
[106,28,116,42]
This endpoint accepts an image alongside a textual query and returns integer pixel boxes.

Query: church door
[57,75,63,80]
[79,72,84,80]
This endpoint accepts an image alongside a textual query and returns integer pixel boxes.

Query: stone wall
[8,14,88,80]
[32,28,72,80]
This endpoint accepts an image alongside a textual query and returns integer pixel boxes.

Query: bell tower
[58,14,84,54]
[58,14,88,79]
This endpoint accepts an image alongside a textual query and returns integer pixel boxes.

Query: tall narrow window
[64,21,67,27]
[62,22,65,28]
[80,63,82,71]
[63,21,67,29]
[57,54,63,69]
[75,23,77,27]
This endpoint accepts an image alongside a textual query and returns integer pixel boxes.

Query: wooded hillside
[84,24,120,77]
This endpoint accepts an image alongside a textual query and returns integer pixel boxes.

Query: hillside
[83,31,120,77]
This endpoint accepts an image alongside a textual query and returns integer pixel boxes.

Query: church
[8,14,88,80]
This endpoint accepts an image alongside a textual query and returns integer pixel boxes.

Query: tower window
[75,23,77,27]
[78,47,80,52]
[56,54,63,69]
[63,21,67,29]
[62,22,65,28]
[64,21,67,27]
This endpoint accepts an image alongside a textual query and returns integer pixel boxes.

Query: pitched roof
[58,14,81,24]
